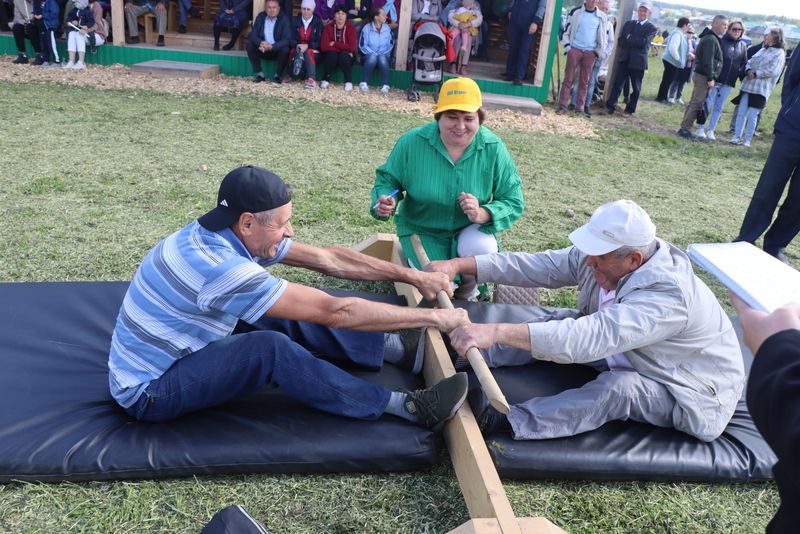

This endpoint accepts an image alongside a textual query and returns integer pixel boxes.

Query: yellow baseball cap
[433,77,483,113]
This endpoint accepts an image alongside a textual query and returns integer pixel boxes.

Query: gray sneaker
[403,372,468,431]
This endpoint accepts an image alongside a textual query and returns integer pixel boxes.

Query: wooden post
[253,0,265,22]
[533,0,558,87]
[410,235,510,414]
[111,0,126,46]
[351,234,567,534]
[395,0,412,70]
[603,0,635,105]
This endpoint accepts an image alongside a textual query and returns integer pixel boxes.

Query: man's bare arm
[281,242,453,301]
[267,282,468,332]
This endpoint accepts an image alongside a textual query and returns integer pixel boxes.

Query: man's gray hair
[712,14,728,24]
[613,240,658,261]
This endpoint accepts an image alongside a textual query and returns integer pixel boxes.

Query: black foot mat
[0,282,436,483]
[456,301,776,482]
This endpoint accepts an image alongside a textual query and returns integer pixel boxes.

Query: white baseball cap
[568,200,656,256]
[638,0,653,10]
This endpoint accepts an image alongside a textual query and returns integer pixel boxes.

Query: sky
[663,0,800,20]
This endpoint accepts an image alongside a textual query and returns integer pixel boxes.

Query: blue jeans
[570,57,600,108]
[124,318,390,422]
[178,0,192,26]
[362,53,390,86]
[733,92,762,143]
[736,132,800,254]
[700,83,733,133]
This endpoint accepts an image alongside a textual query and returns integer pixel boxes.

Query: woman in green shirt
[370,77,525,299]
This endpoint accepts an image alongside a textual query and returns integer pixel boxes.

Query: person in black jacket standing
[677,15,726,138]
[603,0,657,116]
[735,47,800,264]
[731,292,800,534]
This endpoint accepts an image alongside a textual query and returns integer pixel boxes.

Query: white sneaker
[678,98,685,105]
[706,130,716,141]
[695,128,706,139]
[743,140,751,147]
[380,84,390,94]
[344,82,353,92]
[74,61,85,70]
[729,136,741,145]
[319,80,329,89]
[667,97,675,104]
[64,61,75,69]
[359,82,369,92]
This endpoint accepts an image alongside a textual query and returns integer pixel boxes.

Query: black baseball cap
[198,166,292,231]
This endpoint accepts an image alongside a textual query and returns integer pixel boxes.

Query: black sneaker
[567,103,575,111]
[272,74,282,83]
[555,106,567,115]
[32,55,45,65]
[157,35,165,46]
[512,79,522,86]
[468,387,510,434]
[222,41,235,51]
[442,333,470,372]
[397,328,425,375]
[178,24,187,33]
[403,372,468,431]
[12,53,28,64]
[125,35,140,44]
[676,129,693,140]
[253,73,266,83]
[583,106,591,118]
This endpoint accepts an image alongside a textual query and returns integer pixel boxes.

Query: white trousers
[454,223,498,300]
[67,31,105,53]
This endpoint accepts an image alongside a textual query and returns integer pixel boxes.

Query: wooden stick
[410,235,510,414]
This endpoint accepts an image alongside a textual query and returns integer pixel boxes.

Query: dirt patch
[0,58,598,138]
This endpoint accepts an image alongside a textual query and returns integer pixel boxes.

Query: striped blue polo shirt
[108,220,291,408]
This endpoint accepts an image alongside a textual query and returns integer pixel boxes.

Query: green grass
[0,55,788,533]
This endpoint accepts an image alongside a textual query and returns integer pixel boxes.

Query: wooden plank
[394,0,412,70]
[533,0,557,88]
[353,234,566,534]
[111,0,126,46]
[130,59,220,78]
[449,518,565,534]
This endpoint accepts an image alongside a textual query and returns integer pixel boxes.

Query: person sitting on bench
[124,0,167,46]
[245,0,292,83]
[428,199,745,442]
[108,165,469,431]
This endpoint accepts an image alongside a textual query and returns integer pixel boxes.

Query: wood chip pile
[1,58,597,138]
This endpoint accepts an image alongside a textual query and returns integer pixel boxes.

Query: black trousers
[321,50,353,83]
[245,42,290,76]
[12,22,42,54]
[736,132,800,255]
[656,60,680,102]
[607,62,644,113]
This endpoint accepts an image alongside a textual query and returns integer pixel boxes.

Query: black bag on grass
[201,505,271,534]
[696,101,709,125]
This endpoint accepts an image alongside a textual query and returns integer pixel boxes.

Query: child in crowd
[64,0,99,69]
[33,0,60,65]
[447,0,480,74]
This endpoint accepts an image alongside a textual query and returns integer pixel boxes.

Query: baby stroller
[407,21,448,103]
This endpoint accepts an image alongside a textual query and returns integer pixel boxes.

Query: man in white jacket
[427,200,745,442]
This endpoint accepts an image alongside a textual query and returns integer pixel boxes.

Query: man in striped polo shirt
[108,165,469,431]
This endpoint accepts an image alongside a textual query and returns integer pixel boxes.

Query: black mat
[0,282,436,483]
[456,301,776,482]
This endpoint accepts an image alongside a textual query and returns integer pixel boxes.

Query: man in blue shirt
[109,165,469,431]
